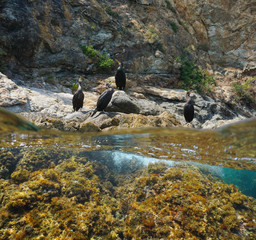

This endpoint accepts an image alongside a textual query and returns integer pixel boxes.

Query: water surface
[0,113,255,197]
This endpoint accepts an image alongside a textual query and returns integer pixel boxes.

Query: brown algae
[0,149,255,240]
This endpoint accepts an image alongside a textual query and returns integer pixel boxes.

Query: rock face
[0,0,255,77]
[173,0,256,70]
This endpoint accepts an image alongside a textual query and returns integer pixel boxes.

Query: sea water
[0,115,255,198]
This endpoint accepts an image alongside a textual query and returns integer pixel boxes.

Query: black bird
[183,91,194,123]
[72,78,84,111]
[91,82,114,116]
[115,61,126,90]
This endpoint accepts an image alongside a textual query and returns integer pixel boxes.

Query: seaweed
[0,150,255,239]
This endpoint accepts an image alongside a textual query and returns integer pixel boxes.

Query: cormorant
[91,82,114,116]
[72,78,84,111]
[183,91,194,123]
[115,61,126,90]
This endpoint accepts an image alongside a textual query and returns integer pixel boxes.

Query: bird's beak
[115,59,120,64]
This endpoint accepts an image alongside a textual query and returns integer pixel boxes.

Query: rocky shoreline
[1,72,255,132]
[0,0,255,132]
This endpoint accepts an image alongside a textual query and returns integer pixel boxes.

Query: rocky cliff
[0,0,255,130]
[1,0,255,75]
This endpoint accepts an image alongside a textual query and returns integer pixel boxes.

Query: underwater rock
[0,149,255,239]
[0,149,19,179]
[16,149,72,172]
[11,169,30,184]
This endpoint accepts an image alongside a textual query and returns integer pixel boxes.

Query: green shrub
[98,53,114,70]
[170,21,178,33]
[180,57,216,94]
[72,83,78,92]
[81,45,114,71]
[181,21,189,31]
[81,45,98,58]
[232,78,255,105]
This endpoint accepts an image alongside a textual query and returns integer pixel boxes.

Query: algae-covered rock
[79,121,101,133]
[115,164,256,239]
[0,149,19,179]
[108,111,181,130]
[16,148,72,172]
[0,149,255,239]
[11,169,30,184]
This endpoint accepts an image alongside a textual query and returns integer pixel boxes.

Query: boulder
[107,91,140,114]
[79,121,101,133]
[109,111,181,130]
[0,73,28,107]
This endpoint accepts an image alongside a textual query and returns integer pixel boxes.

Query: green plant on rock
[81,45,114,71]
[72,82,78,92]
[180,57,216,94]
[231,78,255,105]
[170,21,178,33]
[98,53,114,70]
[81,45,98,58]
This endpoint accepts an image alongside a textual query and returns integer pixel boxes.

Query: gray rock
[0,73,28,107]
[136,98,163,116]
[107,91,140,114]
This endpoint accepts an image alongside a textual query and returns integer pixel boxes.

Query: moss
[165,0,176,13]
[105,6,119,18]
[145,25,160,44]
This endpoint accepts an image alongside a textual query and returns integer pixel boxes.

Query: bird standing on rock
[115,61,126,90]
[183,91,194,123]
[91,82,114,117]
[72,77,84,111]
